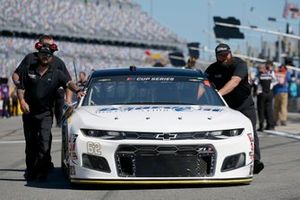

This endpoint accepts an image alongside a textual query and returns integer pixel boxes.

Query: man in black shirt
[13,35,72,172]
[13,35,72,104]
[205,43,264,174]
[17,43,84,181]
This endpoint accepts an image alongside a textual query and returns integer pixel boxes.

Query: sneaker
[254,160,264,174]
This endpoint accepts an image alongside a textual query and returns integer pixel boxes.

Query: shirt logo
[217,47,228,52]
[214,74,222,78]
[28,73,37,79]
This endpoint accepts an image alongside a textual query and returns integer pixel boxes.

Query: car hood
[72,105,251,132]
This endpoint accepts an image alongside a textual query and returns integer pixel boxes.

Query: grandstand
[0,0,186,78]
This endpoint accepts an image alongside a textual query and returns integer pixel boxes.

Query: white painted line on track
[264,130,300,140]
[0,139,62,144]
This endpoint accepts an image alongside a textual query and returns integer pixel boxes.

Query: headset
[35,42,58,52]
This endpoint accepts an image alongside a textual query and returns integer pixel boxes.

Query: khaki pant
[274,93,288,122]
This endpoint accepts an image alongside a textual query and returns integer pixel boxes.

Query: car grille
[122,131,210,140]
[115,145,216,177]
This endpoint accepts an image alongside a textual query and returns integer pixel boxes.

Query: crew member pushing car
[205,43,264,174]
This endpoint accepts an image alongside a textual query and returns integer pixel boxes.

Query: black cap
[215,43,231,55]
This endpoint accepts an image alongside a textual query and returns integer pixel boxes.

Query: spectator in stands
[0,0,181,76]
[273,64,292,126]
[0,0,182,45]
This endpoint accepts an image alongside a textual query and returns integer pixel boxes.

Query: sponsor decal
[217,47,228,52]
[96,106,223,113]
[247,133,254,161]
[69,134,78,160]
[249,163,254,175]
[69,166,76,175]
[127,77,175,82]
[196,146,214,153]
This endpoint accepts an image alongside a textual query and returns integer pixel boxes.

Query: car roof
[90,67,205,78]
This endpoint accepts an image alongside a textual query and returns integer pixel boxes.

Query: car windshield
[82,75,225,106]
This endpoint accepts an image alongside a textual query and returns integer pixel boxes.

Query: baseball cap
[215,43,231,55]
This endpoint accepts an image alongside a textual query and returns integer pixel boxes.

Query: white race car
[62,67,254,185]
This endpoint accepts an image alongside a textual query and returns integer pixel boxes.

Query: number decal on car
[87,142,102,155]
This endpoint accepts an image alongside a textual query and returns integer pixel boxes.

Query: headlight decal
[206,128,244,139]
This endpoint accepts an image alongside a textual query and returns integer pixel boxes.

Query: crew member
[77,71,88,90]
[254,61,277,131]
[205,43,264,174]
[186,56,197,69]
[17,42,84,181]
[13,35,72,103]
[12,35,72,171]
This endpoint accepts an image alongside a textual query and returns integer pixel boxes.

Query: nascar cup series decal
[96,106,223,113]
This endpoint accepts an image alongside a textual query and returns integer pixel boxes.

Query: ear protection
[35,42,58,52]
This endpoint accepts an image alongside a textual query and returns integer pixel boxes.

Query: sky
[137,0,300,60]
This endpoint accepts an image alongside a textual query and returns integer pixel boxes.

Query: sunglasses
[38,52,53,58]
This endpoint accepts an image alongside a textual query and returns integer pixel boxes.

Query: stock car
[61,66,255,185]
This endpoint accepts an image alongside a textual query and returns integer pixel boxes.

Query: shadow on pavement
[25,168,71,189]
